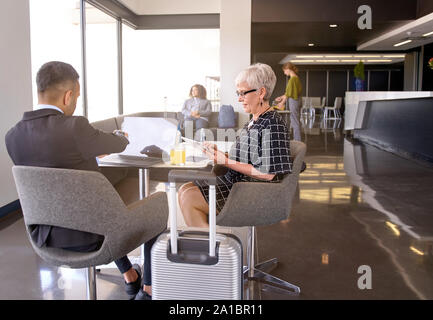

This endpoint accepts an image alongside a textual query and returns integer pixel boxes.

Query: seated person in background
[5,61,154,300]
[181,84,212,131]
[177,63,293,227]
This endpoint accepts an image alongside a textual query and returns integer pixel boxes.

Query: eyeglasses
[235,89,257,98]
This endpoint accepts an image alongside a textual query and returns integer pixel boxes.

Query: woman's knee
[179,185,197,209]
[178,183,195,202]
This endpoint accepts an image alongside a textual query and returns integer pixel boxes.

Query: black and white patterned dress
[194,110,293,212]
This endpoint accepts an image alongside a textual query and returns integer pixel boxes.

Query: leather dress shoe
[125,264,142,297]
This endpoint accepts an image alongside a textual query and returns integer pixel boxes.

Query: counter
[344,91,433,131]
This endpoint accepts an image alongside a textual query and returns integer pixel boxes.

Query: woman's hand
[274,102,285,110]
[274,95,284,103]
[202,142,227,165]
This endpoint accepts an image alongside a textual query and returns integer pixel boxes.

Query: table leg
[139,168,150,262]
[139,168,150,199]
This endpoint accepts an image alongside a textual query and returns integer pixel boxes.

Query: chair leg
[244,226,300,298]
[86,266,97,300]
[255,258,278,273]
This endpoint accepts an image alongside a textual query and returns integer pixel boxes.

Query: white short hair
[235,63,276,101]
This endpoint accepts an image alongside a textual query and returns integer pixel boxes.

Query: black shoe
[134,288,152,300]
[300,161,307,173]
[125,264,142,297]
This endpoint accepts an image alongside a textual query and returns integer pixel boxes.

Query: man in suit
[5,61,149,299]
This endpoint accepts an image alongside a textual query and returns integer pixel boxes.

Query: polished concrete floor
[1,116,433,300]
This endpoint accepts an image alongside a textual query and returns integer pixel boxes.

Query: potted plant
[428,58,433,70]
[354,61,365,91]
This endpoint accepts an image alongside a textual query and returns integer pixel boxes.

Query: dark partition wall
[390,70,404,91]
[422,43,433,91]
[308,71,326,98]
[298,71,307,97]
[328,71,347,107]
[369,71,389,91]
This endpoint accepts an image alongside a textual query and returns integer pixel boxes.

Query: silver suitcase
[151,172,243,300]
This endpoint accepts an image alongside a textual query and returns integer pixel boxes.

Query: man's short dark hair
[36,61,79,93]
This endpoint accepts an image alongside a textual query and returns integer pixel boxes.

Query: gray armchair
[215,140,306,296]
[12,166,169,300]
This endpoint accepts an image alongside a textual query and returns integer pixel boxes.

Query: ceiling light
[382,55,405,58]
[366,59,393,62]
[353,55,381,58]
[308,43,315,47]
[296,55,323,58]
[423,31,433,37]
[325,55,353,58]
[316,60,340,63]
[341,60,362,63]
[329,24,338,28]
[290,60,315,63]
[394,40,412,47]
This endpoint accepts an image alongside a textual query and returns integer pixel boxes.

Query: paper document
[181,137,207,152]
[120,117,178,157]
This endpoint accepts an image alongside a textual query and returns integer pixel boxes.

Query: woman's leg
[289,98,301,141]
[178,183,210,228]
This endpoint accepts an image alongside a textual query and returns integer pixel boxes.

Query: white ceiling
[118,0,220,15]
[358,12,433,51]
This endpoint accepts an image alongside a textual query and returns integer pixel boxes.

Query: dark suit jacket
[5,108,129,248]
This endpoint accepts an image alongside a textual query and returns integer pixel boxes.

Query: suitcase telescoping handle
[168,170,218,256]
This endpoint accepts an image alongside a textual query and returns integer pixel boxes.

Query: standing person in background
[275,62,302,141]
[181,84,212,131]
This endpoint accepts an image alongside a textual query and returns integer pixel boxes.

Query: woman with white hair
[178,63,293,227]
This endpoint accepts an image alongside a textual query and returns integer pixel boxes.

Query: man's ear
[64,89,73,106]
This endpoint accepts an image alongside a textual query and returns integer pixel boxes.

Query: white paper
[120,117,178,156]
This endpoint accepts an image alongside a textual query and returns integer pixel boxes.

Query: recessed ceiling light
[382,55,405,58]
[341,60,362,63]
[290,60,315,63]
[316,60,340,63]
[325,55,353,58]
[423,31,433,37]
[296,55,323,58]
[353,55,381,58]
[394,40,412,47]
[308,43,315,47]
[366,59,393,62]
[329,24,338,28]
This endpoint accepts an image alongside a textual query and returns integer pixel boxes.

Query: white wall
[0,0,33,207]
[220,0,251,125]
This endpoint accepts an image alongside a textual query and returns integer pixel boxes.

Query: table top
[98,141,234,169]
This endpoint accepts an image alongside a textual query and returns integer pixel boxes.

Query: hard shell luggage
[151,170,243,300]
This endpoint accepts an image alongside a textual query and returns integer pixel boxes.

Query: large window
[29,0,83,115]
[122,28,220,114]
[85,4,119,122]
[30,1,220,120]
